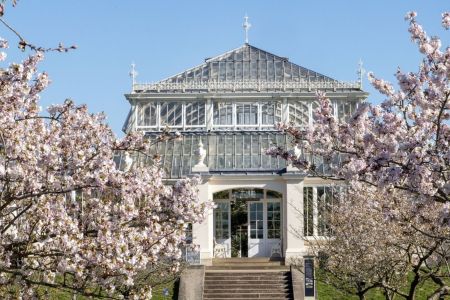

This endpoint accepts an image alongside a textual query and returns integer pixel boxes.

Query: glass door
[248,202,265,257]
[214,202,230,257]
[266,201,282,258]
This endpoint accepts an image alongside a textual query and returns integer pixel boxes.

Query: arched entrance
[213,188,282,258]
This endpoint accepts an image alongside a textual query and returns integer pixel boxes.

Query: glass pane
[213,101,233,125]
[289,100,309,127]
[185,101,206,126]
[267,201,281,239]
[249,203,264,239]
[213,190,230,200]
[160,102,182,126]
[303,187,314,236]
[236,103,258,125]
[137,102,157,127]
[232,188,263,200]
[318,186,333,236]
[266,190,282,199]
[261,101,282,125]
[215,202,230,239]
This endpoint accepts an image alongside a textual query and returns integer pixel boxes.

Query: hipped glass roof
[158,44,336,84]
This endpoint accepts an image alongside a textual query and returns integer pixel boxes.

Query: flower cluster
[269,12,449,205]
[0,40,211,299]
[269,12,450,299]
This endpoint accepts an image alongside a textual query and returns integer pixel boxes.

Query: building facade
[122,43,367,264]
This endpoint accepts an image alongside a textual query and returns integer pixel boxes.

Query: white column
[192,180,214,265]
[281,97,289,123]
[308,101,313,126]
[206,98,213,130]
[131,103,138,132]
[282,173,305,263]
[313,187,318,237]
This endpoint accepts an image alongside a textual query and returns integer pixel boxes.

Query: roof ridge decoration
[243,14,251,44]
[132,44,362,93]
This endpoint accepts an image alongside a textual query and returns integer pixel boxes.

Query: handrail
[132,80,361,93]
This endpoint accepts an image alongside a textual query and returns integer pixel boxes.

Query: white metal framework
[134,99,358,131]
[123,43,367,179]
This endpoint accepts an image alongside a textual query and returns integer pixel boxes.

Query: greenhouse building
[121,42,367,265]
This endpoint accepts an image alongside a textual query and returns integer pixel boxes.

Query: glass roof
[158,44,336,84]
[115,132,287,178]
[114,132,333,179]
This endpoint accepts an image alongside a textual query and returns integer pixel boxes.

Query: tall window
[236,103,258,125]
[213,101,233,126]
[303,186,337,237]
[160,102,182,127]
[336,100,357,122]
[212,101,281,128]
[137,102,157,127]
[249,202,263,239]
[289,100,309,127]
[317,187,334,236]
[261,101,282,125]
[303,187,314,236]
[267,202,281,238]
[185,101,205,126]
[215,202,230,239]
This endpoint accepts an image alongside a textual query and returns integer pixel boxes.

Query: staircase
[203,258,294,300]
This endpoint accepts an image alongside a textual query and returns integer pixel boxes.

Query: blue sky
[1,1,449,136]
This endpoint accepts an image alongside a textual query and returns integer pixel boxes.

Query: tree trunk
[357,293,366,300]
[406,273,420,300]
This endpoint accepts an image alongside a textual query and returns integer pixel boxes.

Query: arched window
[137,102,157,127]
[289,100,310,127]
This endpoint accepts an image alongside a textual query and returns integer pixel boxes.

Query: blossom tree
[307,185,450,300]
[268,12,450,300]
[0,5,211,299]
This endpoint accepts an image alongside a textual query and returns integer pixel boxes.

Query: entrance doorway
[213,188,282,258]
[230,198,248,257]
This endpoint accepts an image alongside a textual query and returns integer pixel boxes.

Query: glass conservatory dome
[120,44,367,178]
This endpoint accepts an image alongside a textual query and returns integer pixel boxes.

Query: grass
[149,279,179,300]
[317,272,446,300]
[2,278,179,300]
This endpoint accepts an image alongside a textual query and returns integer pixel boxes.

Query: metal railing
[133,80,361,93]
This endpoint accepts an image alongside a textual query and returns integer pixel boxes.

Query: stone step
[205,275,289,280]
[205,279,289,284]
[204,289,291,294]
[206,269,290,273]
[206,265,289,270]
[203,267,293,300]
[203,298,289,300]
[205,285,289,290]
[204,293,290,299]
[205,271,289,275]
[205,272,289,278]
[213,258,281,263]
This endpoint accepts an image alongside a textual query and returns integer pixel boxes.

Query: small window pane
[160,102,182,127]
[303,187,314,236]
[137,102,157,127]
[213,101,233,126]
[185,101,206,127]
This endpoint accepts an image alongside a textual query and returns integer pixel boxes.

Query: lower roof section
[114,131,332,179]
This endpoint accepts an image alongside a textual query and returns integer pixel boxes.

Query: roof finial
[357,58,365,89]
[243,14,251,44]
[129,62,138,92]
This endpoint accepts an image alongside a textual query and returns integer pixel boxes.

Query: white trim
[133,80,361,93]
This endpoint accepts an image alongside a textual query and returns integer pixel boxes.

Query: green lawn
[317,273,446,300]
[150,279,178,300]
[7,270,446,299]
[3,279,179,300]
